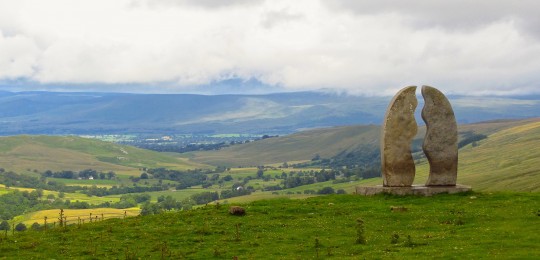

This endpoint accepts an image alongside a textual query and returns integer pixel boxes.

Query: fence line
[22,209,141,227]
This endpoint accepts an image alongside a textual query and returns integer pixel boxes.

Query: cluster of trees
[140,185,255,216]
[458,132,487,148]
[305,187,346,194]
[0,171,82,193]
[189,185,252,205]
[136,142,233,153]
[0,221,30,232]
[0,190,47,220]
[220,185,252,199]
[140,195,185,215]
[146,168,215,189]
[191,192,219,205]
[281,170,338,189]
[42,169,116,180]
[0,189,143,221]
[292,145,382,180]
[127,135,278,154]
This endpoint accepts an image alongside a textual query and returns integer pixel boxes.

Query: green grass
[1,192,538,259]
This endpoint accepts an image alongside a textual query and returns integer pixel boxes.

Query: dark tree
[0,220,9,230]
[317,187,335,194]
[31,222,41,230]
[256,169,264,179]
[15,222,27,231]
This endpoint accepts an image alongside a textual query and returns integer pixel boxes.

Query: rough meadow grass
[1,192,538,259]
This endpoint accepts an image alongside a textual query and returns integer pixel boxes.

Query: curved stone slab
[381,86,418,187]
[421,85,458,186]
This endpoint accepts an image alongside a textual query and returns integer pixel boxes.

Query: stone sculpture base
[355,184,471,196]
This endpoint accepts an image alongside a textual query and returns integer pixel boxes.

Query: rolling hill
[0,135,208,175]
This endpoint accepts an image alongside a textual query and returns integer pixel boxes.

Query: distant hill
[0,91,539,135]
[0,135,207,175]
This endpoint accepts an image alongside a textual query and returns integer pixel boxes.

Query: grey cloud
[131,0,265,9]
[324,0,540,35]
[260,9,304,29]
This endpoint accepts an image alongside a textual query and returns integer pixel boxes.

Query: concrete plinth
[355,184,471,196]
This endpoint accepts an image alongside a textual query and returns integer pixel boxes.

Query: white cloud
[0,32,40,79]
[0,0,539,95]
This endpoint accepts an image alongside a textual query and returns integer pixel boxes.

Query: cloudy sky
[1,0,540,95]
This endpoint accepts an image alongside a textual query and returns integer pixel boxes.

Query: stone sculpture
[380,86,418,187]
[421,85,458,186]
[380,85,458,187]
[358,85,470,195]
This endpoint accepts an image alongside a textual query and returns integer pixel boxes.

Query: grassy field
[0,135,209,175]
[10,208,140,227]
[1,192,538,259]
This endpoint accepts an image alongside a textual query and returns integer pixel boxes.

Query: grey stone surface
[356,184,471,196]
[421,85,458,186]
[381,86,418,187]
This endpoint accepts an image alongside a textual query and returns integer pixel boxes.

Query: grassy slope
[453,120,540,191]
[191,118,538,167]
[0,135,208,175]
[354,119,540,192]
[190,124,380,166]
[1,192,538,259]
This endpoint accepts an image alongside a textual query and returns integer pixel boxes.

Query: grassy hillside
[451,119,540,191]
[191,118,538,167]
[1,192,538,259]
[190,124,380,166]
[0,135,208,175]
[350,119,540,192]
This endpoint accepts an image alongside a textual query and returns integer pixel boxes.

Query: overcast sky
[1,0,540,95]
